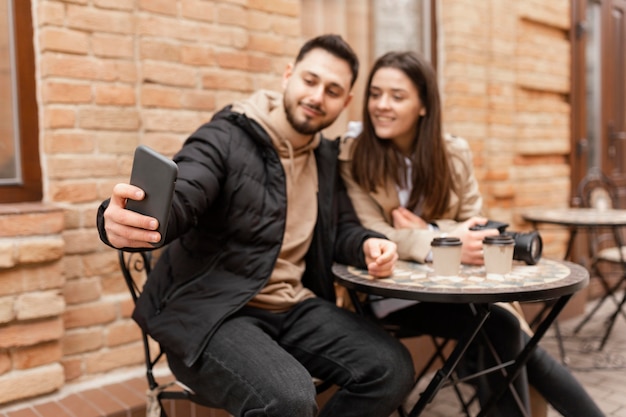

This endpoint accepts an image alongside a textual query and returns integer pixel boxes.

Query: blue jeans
[166,298,415,417]
[380,302,604,417]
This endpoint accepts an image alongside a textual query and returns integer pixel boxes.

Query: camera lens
[503,231,543,265]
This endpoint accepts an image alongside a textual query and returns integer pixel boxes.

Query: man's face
[282,48,353,135]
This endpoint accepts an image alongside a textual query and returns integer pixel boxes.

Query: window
[0,0,41,203]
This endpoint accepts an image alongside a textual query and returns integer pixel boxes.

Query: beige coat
[339,132,532,335]
[339,133,483,263]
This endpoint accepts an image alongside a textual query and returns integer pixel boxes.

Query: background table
[523,208,626,260]
[333,259,588,417]
[523,208,626,350]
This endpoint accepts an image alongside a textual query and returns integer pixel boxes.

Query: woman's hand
[449,217,500,265]
[391,207,429,229]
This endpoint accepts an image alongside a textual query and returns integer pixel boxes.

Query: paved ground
[401,293,626,417]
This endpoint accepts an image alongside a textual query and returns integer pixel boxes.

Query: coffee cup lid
[431,237,462,247]
[483,235,515,245]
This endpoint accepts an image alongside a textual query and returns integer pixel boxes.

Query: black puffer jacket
[97,107,385,367]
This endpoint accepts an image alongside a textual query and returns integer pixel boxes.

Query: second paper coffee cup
[431,237,462,276]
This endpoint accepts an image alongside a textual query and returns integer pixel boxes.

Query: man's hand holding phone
[103,145,178,249]
[103,183,163,249]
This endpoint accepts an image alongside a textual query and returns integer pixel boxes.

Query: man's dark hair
[294,34,359,87]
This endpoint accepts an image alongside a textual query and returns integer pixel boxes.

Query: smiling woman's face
[367,67,425,154]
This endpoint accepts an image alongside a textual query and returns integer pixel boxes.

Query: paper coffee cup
[483,235,515,276]
[431,237,462,276]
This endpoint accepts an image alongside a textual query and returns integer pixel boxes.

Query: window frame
[1,0,42,203]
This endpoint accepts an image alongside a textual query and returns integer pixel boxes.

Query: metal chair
[118,250,333,417]
[573,168,626,349]
[119,250,212,417]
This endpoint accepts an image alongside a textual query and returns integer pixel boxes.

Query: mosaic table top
[332,258,588,304]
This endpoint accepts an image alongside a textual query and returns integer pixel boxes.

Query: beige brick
[12,342,63,369]
[78,107,140,131]
[181,0,216,22]
[0,208,64,237]
[43,132,96,154]
[101,59,138,83]
[63,277,101,305]
[95,131,139,154]
[141,133,186,155]
[216,4,246,27]
[77,204,99,228]
[92,33,135,58]
[82,250,119,277]
[94,0,135,10]
[247,10,273,31]
[140,39,181,62]
[0,351,10,375]
[62,228,101,255]
[84,342,143,373]
[202,69,253,92]
[0,262,64,297]
[39,28,89,55]
[139,0,178,16]
[0,240,15,269]
[43,107,76,128]
[0,296,15,324]
[94,85,136,106]
[47,155,119,179]
[216,50,250,71]
[62,254,85,281]
[141,85,182,109]
[119,297,135,318]
[180,44,215,66]
[38,2,66,26]
[50,182,99,205]
[62,328,104,355]
[106,320,141,346]
[142,61,197,88]
[0,364,65,404]
[40,54,103,80]
[182,90,216,111]
[248,33,286,55]
[16,237,65,265]
[249,54,274,73]
[62,357,83,381]
[101,271,131,295]
[63,301,117,329]
[0,318,64,349]
[15,291,65,321]
[247,0,299,16]
[67,4,135,34]
[142,109,202,133]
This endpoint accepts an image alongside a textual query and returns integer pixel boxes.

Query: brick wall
[0,0,302,408]
[439,0,572,256]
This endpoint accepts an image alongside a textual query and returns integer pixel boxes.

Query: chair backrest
[118,250,202,416]
[575,168,619,210]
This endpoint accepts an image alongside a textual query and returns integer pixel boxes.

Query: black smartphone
[126,145,178,247]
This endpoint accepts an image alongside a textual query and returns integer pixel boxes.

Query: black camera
[470,220,543,265]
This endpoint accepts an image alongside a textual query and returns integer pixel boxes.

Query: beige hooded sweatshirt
[232,90,319,311]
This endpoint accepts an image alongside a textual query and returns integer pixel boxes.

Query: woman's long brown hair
[351,51,456,221]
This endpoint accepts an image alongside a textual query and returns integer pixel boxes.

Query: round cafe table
[523,207,626,350]
[333,258,588,417]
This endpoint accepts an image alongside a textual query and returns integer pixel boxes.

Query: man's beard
[284,96,332,135]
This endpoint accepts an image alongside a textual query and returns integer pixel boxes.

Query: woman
[339,51,604,417]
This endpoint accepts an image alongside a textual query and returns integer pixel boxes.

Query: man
[97,34,414,417]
